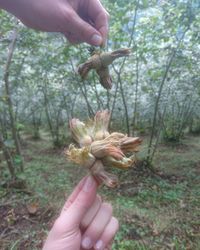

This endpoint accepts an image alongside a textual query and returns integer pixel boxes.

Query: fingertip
[112,217,119,231]
[90,33,103,46]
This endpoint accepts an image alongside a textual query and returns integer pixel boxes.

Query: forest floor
[0,133,200,250]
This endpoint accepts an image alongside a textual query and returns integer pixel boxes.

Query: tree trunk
[118,73,130,135]
[3,28,24,172]
[132,50,139,136]
[42,82,55,141]
[147,28,189,164]
[0,133,16,178]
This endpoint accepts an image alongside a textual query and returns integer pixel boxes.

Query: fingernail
[95,240,104,250]
[91,34,102,46]
[82,236,92,249]
[83,176,95,192]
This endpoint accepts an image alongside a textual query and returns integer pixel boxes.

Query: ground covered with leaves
[0,134,200,250]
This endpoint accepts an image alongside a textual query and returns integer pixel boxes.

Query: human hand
[0,0,109,46]
[43,176,119,250]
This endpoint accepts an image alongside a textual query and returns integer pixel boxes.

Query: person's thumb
[59,176,98,229]
[63,9,103,46]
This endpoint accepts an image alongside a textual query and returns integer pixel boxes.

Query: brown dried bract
[78,48,131,89]
[65,110,142,188]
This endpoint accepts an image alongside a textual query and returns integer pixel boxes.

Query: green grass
[0,133,200,249]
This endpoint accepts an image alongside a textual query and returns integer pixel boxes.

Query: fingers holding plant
[43,176,118,250]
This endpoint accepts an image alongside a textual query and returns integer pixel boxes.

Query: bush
[161,128,183,143]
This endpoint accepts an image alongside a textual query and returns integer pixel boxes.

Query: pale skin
[43,176,119,250]
[0,0,109,46]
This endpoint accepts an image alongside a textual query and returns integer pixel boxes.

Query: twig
[22,215,37,224]
[10,239,20,250]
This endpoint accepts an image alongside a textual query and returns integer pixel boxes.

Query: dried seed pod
[66,110,142,188]
[70,118,92,147]
[91,140,124,160]
[96,66,112,89]
[91,160,118,188]
[120,137,142,153]
[103,132,126,146]
[78,48,131,89]
[99,48,131,67]
[78,53,100,80]
[94,110,110,140]
[66,145,95,168]
[102,155,135,169]
[106,132,126,140]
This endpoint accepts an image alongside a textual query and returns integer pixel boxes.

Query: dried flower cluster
[78,48,131,89]
[65,110,142,188]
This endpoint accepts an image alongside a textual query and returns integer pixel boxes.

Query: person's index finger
[64,8,103,46]
[61,176,98,226]
[61,176,87,213]
[87,0,109,19]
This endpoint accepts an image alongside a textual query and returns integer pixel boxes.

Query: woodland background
[0,0,200,249]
